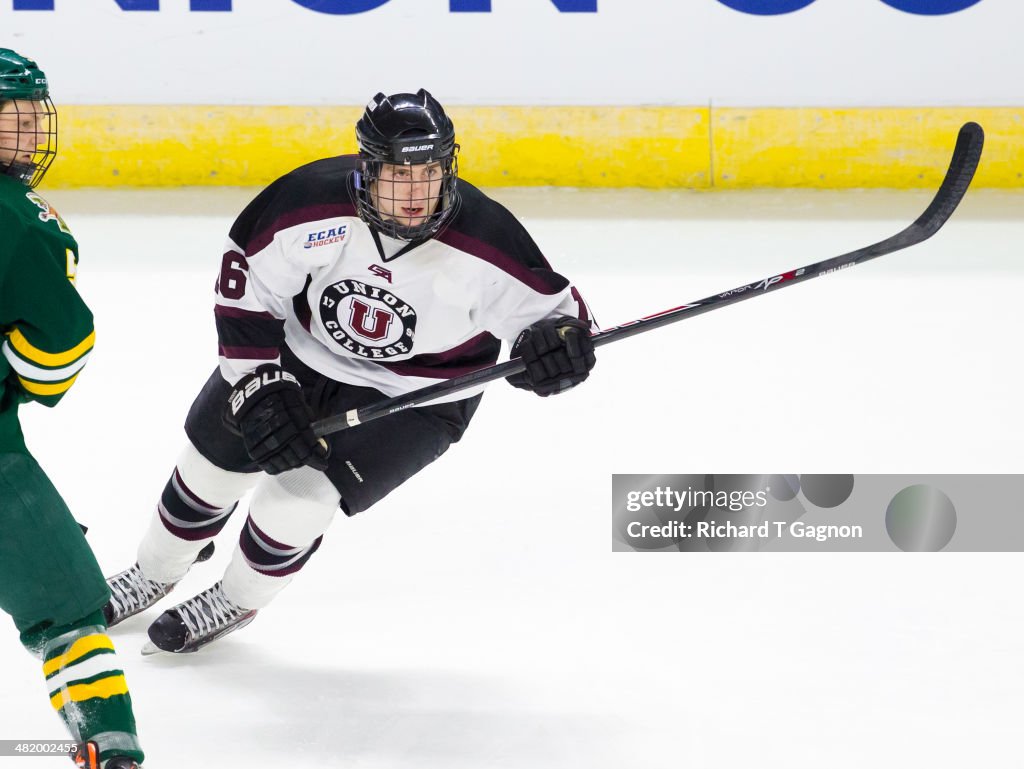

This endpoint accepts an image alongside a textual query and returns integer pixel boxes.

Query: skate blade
[140,611,256,656]
[141,641,197,656]
[141,641,164,656]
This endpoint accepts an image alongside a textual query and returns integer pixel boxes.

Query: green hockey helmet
[0,48,49,100]
[0,48,57,188]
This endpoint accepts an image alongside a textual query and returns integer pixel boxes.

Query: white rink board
[1,0,1020,106]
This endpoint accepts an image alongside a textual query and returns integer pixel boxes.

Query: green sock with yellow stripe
[38,612,144,765]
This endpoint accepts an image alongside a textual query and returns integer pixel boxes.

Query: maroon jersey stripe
[248,204,358,256]
[218,345,279,360]
[379,332,501,379]
[214,304,277,321]
[436,229,568,295]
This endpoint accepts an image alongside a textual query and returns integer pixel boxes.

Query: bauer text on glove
[223,365,329,474]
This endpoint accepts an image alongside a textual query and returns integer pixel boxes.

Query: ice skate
[72,741,140,768]
[103,542,215,627]
[142,581,257,655]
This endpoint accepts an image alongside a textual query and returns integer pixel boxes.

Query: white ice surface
[2,187,1023,768]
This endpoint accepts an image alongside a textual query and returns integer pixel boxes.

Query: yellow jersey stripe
[8,328,95,367]
[18,374,79,396]
[3,342,91,381]
[42,634,114,678]
[49,675,129,710]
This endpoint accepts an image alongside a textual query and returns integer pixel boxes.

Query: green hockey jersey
[0,174,94,453]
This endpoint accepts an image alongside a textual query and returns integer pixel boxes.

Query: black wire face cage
[354,147,460,242]
[0,97,57,188]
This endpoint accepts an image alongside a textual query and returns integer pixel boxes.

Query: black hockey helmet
[353,89,460,241]
[0,47,57,188]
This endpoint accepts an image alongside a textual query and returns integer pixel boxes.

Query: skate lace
[108,565,167,616]
[177,583,246,640]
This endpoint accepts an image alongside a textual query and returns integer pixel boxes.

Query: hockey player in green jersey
[0,48,145,769]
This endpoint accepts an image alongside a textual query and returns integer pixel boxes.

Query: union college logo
[349,300,393,340]
[318,279,417,359]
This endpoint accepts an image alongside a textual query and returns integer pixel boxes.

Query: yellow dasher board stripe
[49,674,129,710]
[40,104,1024,189]
[42,633,114,678]
[7,328,95,367]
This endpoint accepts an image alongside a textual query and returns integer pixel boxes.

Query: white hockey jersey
[214,155,594,403]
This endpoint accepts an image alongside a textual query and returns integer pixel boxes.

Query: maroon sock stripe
[157,471,237,541]
[238,516,323,577]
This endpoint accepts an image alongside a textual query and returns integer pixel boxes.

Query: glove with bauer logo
[506,316,596,397]
[223,364,329,475]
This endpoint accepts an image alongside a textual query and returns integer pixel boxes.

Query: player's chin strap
[2,161,32,184]
[311,122,985,439]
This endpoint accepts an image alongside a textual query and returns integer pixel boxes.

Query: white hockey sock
[221,465,340,609]
[137,442,259,584]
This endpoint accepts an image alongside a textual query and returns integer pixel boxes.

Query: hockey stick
[313,121,984,438]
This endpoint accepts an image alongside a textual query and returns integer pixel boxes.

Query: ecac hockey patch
[303,225,348,249]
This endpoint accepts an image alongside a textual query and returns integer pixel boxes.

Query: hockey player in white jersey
[103,89,597,653]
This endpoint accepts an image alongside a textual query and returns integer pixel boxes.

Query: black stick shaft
[313,121,984,437]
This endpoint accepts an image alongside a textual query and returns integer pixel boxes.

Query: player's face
[372,161,444,230]
[0,99,45,169]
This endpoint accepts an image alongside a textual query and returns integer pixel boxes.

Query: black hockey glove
[223,365,329,475]
[506,316,596,397]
